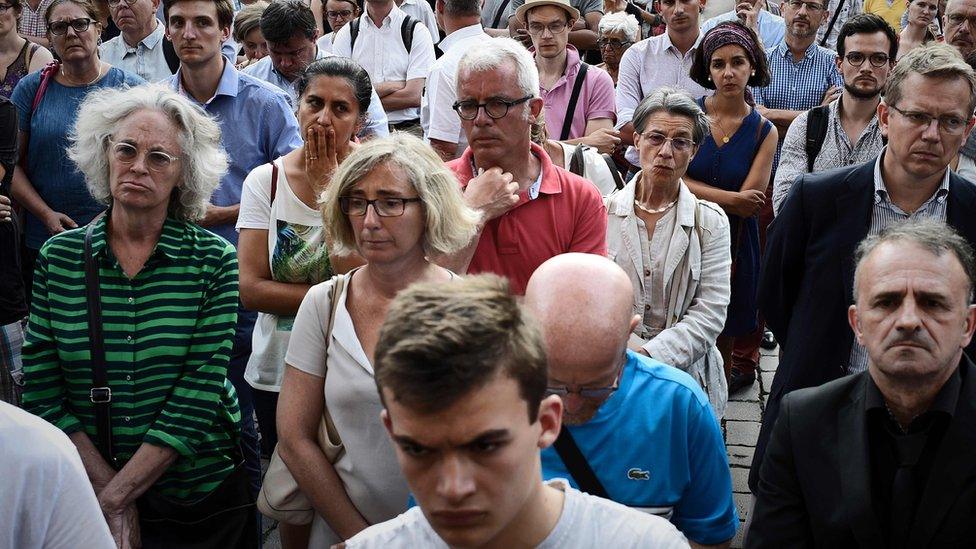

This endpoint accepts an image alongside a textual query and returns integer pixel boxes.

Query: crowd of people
[3,0,976,546]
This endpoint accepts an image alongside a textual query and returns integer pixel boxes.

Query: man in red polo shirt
[440,36,607,294]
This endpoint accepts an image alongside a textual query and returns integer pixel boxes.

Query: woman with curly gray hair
[20,84,259,548]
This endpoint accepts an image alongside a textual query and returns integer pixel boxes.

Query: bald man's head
[524,254,638,424]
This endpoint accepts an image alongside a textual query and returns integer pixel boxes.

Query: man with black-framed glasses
[524,253,738,549]
[773,13,895,215]
[438,36,607,295]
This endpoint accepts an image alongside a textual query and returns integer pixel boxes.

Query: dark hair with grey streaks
[632,87,711,145]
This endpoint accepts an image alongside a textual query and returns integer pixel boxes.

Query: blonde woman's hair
[321,133,482,257]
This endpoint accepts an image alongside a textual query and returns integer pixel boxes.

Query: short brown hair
[45,0,101,26]
[374,275,549,422]
[163,0,234,31]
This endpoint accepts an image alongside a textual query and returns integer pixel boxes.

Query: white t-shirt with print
[236,160,333,392]
[344,479,690,548]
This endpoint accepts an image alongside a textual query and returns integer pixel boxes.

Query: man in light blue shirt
[101,0,175,82]
[525,254,739,548]
[241,0,388,138]
[701,0,786,49]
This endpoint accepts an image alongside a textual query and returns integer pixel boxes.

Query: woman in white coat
[606,87,732,417]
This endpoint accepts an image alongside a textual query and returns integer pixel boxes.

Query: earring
[751,70,756,76]
[707,75,712,81]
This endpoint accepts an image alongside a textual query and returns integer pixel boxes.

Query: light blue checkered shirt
[753,41,843,115]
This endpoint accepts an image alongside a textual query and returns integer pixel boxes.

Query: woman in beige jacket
[606,88,732,417]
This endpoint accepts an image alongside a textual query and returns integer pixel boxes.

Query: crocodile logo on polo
[627,468,650,481]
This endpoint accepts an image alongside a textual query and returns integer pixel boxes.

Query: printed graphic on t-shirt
[273,220,331,331]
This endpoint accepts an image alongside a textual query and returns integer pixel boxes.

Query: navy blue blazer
[748,158,976,492]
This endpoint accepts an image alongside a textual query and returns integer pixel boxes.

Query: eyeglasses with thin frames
[640,131,696,152]
[49,17,93,35]
[110,141,180,172]
[597,38,633,51]
[339,197,423,217]
[546,357,626,401]
[889,105,970,135]
[453,95,533,120]
[0,4,14,12]
[107,0,139,7]
[786,0,825,11]
[844,51,890,68]
[527,20,568,35]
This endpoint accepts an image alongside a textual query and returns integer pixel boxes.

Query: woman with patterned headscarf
[684,20,778,390]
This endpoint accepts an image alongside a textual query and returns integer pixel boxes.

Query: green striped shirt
[22,216,242,501]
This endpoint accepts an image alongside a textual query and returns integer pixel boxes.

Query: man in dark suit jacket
[748,42,976,494]
[748,219,976,548]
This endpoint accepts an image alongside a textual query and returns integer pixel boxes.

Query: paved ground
[725,346,778,548]
[260,347,780,549]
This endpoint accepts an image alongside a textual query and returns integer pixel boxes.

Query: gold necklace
[60,64,102,87]
[713,115,732,144]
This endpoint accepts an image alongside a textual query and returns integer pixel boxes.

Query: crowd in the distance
[2,0,976,547]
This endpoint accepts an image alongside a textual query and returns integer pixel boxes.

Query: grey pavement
[725,346,778,548]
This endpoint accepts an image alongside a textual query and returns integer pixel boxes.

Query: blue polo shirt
[166,60,302,246]
[541,351,739,545]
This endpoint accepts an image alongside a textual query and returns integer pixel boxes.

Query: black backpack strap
[491,0,511,28]
[569,145,586,176]
[400,14,420,54]
[560,63,589,141]
[350,17,361,52]
[553,428,608,498]
[162,36,180,74]
[819,0,845,47]
[805,105,830,173]
[84,217,115,466]
[602,153,625,190]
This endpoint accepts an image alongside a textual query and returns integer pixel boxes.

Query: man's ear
[381,408,394,437]
[536,394,563,449]
[877,100,889,140]
[848,304,864,345]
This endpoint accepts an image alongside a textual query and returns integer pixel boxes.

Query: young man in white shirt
[342,275,689,549]
[332,0,436,133]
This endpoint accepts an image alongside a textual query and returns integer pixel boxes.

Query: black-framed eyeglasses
[110,141,180,172]
[453,95,533,120]
[641,131,696,152]
[107,0,139,7]
[844,51,890,67]
[597,38,633,51]
[49,17,93,35]
[889,105,970,135]
[326,9,353,19]
[786,0,825,11]
[546,358,625,401]
[339,196,422,217]
[0,3,14,12]
[526,20,568,35]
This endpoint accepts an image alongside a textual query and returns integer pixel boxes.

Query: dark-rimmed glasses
[326,9,353,19]
[844,51,890,67]
[111,141,180,172]
[0,3,14,12]
[597,38,633,51]
[453,95,532,120]
[546,358,625,401]
[889,105,970,135]
[49,17,93,35]
[641,131,696,152]
[339,197,422,217]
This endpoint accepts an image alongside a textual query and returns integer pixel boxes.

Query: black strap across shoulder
[553,428,608,498]
[270,161,279,205]
[84,218,116,466]
[569,145,586,176]
[819,0,845,48]
[560,63,589,141]
[805,105,830,172]
[491,0,511,28]
[350,15,420,53]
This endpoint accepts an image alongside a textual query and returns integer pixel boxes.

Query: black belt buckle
[90,387,112,403]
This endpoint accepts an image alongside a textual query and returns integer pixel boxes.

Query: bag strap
[568,144,586,176]
[32,61,60,113]
[602,153,625,190]
[553,427,608,498]
[162,37,181,74]
[560,63,588,141]
[84,216,116,466]
[819,0,845,47]
[805,105,830,172]
[270,161,279,205]
[491,0,511,28]
[350,17,361,52]
[321,273,349,444]
[400,15,420,54]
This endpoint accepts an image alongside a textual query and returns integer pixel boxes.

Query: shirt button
[128,297,134,303]
[124,417,131,422]
[644,268,651,277]
[645,304,651,311]
[126,375,131,381]
[126,335,132,341]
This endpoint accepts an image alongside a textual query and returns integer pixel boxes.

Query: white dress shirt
[421,23,489,154]
[332,6,436,123]
[397,0,441,44]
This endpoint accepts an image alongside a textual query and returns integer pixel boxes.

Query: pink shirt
[539,46,616,141]
[448,142,608,294]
